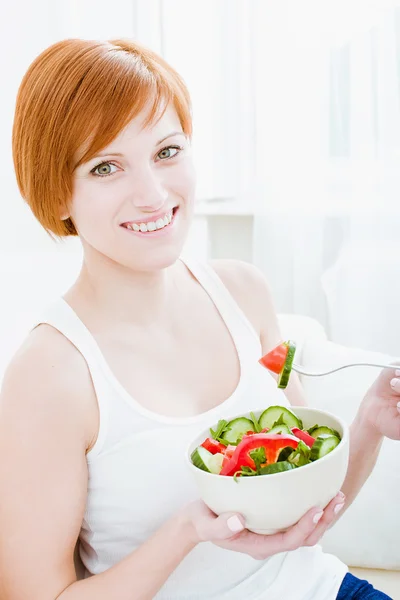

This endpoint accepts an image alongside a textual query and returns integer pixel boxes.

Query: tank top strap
[180,256,261,351]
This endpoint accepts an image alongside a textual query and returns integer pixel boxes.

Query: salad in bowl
[187,406,349,534]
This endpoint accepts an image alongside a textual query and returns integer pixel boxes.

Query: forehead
[75,103,182,167]
[106,104,182,147]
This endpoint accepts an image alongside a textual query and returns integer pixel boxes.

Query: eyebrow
[90,131,186,161]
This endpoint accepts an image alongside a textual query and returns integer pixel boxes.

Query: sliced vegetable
[191,447,224,473]
[258,343,289,374]
[268,423,292,435]
[277,446,296,461]
[287,440,311,467]
[259,461,296,475]
[221,444,236,470]
[250,411,263,433]
[277,341,296,389]
[220,417,255,444]
[201,437,227,455]
[259,406,303,431]
[308,425,341,440]
[310,435,340,461]
[291,427,316,447]
[224,444,237,458]
[191,405,342,478]
[258,340,297,389]
[210,419,229,440]
[220,433,299,477]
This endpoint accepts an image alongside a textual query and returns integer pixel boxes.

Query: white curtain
[2,0,400,354]
[251,1,400,355]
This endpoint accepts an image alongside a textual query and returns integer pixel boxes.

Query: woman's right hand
[182,492,345,560]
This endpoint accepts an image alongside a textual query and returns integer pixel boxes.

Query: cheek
[70,179,119,234]
[165,158,196,202]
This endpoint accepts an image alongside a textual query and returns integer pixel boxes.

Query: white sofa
[0,250,399,597]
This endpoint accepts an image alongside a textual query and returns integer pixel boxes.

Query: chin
[119,237,188,273]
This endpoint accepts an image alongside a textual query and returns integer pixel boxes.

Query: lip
[121,206,179,238]
[121,206,177,227]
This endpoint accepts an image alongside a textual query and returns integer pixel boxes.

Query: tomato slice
[223,444,236,458]
[201,437,226,455]
[259,343,289,374]
[291,427,316,447]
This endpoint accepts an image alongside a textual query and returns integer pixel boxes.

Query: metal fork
[292,361,399,378]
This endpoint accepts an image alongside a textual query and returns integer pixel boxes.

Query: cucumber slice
[277,341,296,389]
[191,447,224,473]
[259,406,303,430]
[308,425,341,440]
[208,453,224,474]
[267,423,292,435]
[310,436,340,461]
[221,417,255,444]
[259,461,296,475]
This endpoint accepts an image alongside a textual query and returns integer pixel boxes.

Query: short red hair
[12,38,192,237]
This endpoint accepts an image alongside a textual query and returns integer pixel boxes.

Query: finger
[304,492,345,547]
[205,512,246,541]
[390,369,400,394]
[276,506,325,553]
[224,506,325,559]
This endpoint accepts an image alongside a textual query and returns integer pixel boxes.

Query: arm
[337,366,400,518]
[58,516,196,600]
[338,418,382,514]
[0,327,197,600]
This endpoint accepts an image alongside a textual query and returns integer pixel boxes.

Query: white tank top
[36,257,347,600]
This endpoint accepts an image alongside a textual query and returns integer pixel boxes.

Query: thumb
[206,512,246,541]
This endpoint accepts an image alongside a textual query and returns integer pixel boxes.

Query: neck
[68,250,180,328]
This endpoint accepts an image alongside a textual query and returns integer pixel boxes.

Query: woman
[0,38,398,600]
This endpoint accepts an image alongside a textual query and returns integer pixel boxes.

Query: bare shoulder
[0,326,98,596]
[0,324,98,452]
[210,259,276,337]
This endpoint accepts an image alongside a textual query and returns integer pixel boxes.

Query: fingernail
[395,369,400,376]
[390,378,400,389]
[334,503,345,514]
[313,511,323,524]
[397,401,400,410]
[338,491,345,500]
[227,515,245,533]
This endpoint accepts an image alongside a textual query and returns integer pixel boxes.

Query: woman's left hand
[357,364,400,440]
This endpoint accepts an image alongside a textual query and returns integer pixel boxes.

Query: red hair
[12,38,192,237]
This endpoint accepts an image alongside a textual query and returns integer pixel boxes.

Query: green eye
[157,146,180,160]
[96,163,112,175]
[91,162,117,177]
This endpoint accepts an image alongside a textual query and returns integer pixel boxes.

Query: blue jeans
[337,573,393,599]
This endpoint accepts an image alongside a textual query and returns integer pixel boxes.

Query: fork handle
[292,362,399,377]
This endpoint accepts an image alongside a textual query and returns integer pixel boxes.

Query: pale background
[1,2,400,595]
[2,0,400,358]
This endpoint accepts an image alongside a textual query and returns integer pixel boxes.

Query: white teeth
[124,209,175,233]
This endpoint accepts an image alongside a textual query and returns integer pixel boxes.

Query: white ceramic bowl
[186,406,349,534]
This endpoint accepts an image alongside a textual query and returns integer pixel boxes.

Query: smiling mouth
[121,207,178,233]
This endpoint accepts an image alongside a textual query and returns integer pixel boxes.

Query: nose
[130,166,168,212]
